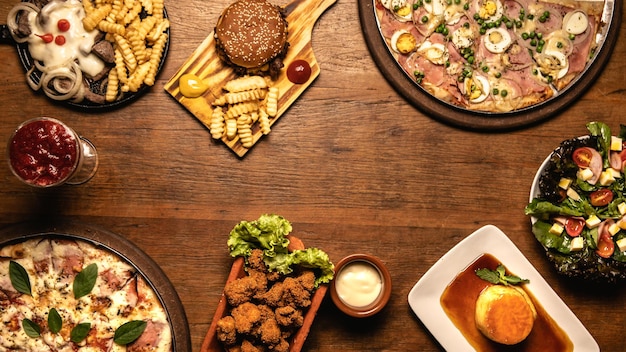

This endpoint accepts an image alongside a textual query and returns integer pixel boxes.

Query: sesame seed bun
[215,0,289,77]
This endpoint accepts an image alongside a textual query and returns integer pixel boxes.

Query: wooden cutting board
[164,0,336,157]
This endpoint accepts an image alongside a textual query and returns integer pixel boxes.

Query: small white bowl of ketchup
[330,254,392,318]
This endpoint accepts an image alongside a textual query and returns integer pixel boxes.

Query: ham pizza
[0,237,172,351]
[375,0,607,112]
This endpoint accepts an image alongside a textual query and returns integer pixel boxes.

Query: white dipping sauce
[26,0,104,78]
[335,261,382,307]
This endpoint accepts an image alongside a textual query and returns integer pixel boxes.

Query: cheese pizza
[0,237,172,351]
[375,0,606,112]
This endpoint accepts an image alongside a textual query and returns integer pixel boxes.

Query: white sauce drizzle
[26,0,104,78]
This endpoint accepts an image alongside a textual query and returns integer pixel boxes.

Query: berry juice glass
[8,117,98,187]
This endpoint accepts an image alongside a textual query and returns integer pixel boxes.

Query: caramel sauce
[440,253,573,351]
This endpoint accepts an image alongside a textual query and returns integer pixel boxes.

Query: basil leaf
[22,318,41,338]
[9,261,31,295]
[48,308,62,334]
[70,322,91,343]
[114,320,147,345]
[73,263,98,299]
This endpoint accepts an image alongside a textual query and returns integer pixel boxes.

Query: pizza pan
[0,220,191,351]
[0,2,169,112]
[358,0,622,131]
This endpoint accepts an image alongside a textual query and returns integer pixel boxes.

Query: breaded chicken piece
[258,281,285,307]
[241,339,265,352]
[216,316,237,345]
[232,302,263,334]
[272,338,289,352]
[258,317,281,346]
[275,306,304,329]
[281,277,312,308]
[224,272,267,306]
[248,249,282,282]
[296,270,316,292]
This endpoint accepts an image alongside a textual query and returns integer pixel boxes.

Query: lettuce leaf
[227,214,334,287]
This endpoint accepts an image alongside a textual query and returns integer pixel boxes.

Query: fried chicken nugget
[275,306,304,329]
[281,277,312,308]
[231,302,263,335]
[240,340,264,352]
[224,272,267,306]
[258,317,281,346]
[216,316,237,346]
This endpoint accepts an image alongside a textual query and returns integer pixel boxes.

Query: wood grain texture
[0,0,624,351]
[164,0,336,157]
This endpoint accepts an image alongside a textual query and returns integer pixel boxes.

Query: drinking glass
[7,117,98,187]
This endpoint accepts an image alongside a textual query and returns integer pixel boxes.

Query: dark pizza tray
[358,0,622,131]
[0,220,191,351]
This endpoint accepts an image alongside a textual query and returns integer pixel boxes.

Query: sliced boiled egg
[464,74,490,103]
[380,0,393,10]
[539,50,569,79]
[417,40,448,65]
[483,27,512,54]
[390,0,413,21]
[452,25,475,49]
[478,0,503,23]
[563,10,588,35]
[423,0,448,16]
[390,30,417,54]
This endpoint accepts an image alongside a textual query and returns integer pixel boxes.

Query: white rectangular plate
[407,225,598,351]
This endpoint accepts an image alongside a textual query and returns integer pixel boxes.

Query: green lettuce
[227,214,334,287]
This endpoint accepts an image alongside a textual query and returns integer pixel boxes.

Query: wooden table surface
[0,0,625,351]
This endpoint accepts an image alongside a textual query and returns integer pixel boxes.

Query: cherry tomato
[572,148,593,168]
[55,35,66,46]
[565,217,585,237]
[57,19,70,32]
[36,33,54,43]
[590,189,613,206]
[596,233,615,258]
[287,59,311,84]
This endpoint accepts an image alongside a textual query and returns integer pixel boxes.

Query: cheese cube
[577,168,594,181]
[616,238,626,252]
[586,215,602,228]
[549,223,564,235]
[558,178,572,190]
[609,168,622,178]
[566,188,581,201]
[611,136,623,151]
[598,170,616,186]
[608,222,621,236]
[619,202,626,215]
[618,218,626,230]
[569,236,584,251]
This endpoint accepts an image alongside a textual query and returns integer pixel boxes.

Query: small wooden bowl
[200,235,328,352]
[330,254,392,318]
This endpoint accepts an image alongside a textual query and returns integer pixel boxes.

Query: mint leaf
[73,263,98,299]
[22,318,41,337]
[476,264,529,286]
[114,320,147,345]
[9,261,31,295]
[48,308,62,334]
[70,322,91,343]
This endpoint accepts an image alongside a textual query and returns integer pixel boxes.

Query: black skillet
[0,5,169,112]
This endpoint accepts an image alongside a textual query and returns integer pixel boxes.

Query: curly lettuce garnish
[227,214,334,287]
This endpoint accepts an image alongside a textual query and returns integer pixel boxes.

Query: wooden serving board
[164,0,336,157]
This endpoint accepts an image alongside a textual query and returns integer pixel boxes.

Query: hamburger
[214,0,289,79]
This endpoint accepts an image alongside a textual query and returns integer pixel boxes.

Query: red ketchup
[287,59,312,84]
[8,118,79,187]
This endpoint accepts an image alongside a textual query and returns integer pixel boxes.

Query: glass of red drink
[7,117,98,187]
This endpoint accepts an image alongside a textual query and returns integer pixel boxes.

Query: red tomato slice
[565,218,585,237]
[590,189,613,206]
[596,233,615,258]
[572,148,593,168]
